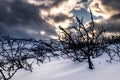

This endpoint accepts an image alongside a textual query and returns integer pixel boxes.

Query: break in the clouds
[0,0,87,39]
[88,0,120,34]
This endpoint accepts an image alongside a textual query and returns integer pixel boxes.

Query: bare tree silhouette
[58,8,106,69]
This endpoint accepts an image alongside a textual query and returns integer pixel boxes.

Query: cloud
[38,0,87,31]
[89,0,120,19]
[85,18,120,33]
[39,0,77,29]
[0,0,56,39]
[0,0,88,39]
[102,18,120,33]
[0,0,90,38]
[87,0,120,34]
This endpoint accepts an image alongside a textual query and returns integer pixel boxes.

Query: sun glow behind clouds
[40,31,46,35]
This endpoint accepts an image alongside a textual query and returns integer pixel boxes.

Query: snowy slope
[12,54,120,80]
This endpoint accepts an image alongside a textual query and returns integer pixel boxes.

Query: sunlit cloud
[39,0,78,29]
[50,35,58,39]
[27,0,54,6]
[26,0,90,37]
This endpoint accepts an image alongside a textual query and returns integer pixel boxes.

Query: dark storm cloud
[88,19,120,33]
[103,22,120,33]
[89,0,120,18]
[0,0,40,25]
[0,0,56,39]
[53,13,72,23]
[101,0,120,11]
[88,0,120,33]
[51,0,65,7]
[110,14,120,20]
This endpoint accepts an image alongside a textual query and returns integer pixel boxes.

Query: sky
[0,0,120,39]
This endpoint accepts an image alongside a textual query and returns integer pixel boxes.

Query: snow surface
[12,54,120,80]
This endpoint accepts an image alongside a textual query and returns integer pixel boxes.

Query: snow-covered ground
[12,54,120,80]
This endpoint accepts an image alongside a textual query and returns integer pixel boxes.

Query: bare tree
[0,35,62,80]
[103,35,120,63]
[0,36,34,80]
[58,8,106,69]
[31,39,60,65]
[106,43,120,63]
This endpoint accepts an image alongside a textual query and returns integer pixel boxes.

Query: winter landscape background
[0,0,120,80]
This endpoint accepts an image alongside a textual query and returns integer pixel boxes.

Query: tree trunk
[88,55,93,69]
